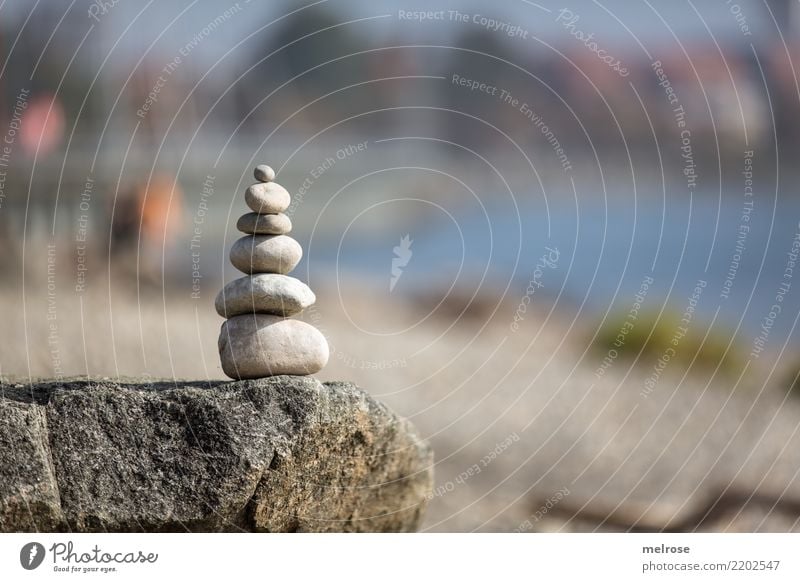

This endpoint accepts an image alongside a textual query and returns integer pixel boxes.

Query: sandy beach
[4,243,799,533]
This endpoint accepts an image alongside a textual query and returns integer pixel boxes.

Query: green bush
[592,310,744,377]
[782,366,800,398]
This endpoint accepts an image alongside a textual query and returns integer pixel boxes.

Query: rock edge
[0,376,433,533]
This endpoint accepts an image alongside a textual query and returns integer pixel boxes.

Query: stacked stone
[216,164,329,379]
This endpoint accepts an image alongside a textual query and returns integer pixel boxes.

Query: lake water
[312,189,800,351]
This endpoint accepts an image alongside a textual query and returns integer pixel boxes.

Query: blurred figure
[110,174,183,286]
[20,93,64,156]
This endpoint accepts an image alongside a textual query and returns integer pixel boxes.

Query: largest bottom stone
[219,314,329,379]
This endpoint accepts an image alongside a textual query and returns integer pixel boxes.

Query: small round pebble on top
[254,164,276,183]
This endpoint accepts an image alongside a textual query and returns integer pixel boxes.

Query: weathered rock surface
[219,315,329,378]
[0,401,62,531]
[0,377,432,532]
[215,274,315,318]
[230,235,303,275]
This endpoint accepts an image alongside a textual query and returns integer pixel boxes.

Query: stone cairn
[216,164,329,379]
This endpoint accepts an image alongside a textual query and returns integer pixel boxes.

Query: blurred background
[2,0,800,532]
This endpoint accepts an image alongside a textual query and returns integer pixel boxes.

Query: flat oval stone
[245,182,290,214]
[230,235,302,274]
[254,164,276,182]
[215,274,315,318]
[236,212,292,235]
[218,314,329,378]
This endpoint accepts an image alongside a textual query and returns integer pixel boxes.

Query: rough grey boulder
[0,376,432,532]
